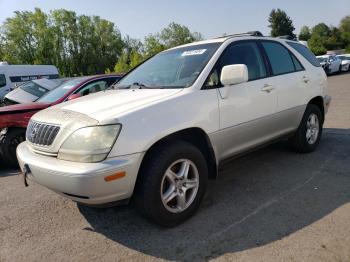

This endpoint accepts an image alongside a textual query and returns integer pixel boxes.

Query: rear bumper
[17,142,144,205]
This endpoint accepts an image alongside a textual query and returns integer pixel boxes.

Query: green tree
[308,34,327,55]
[307,23,343,55]
[339,16,350,52]
[114,22,202,73]
[159,22,202,48]
[1,8,124,76]
[268,9,296,38]
[143,34,165,57]
[299,26,311,41]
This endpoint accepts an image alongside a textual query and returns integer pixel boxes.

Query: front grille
[26,120,60,146]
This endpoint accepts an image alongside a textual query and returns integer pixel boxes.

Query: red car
[0,74,122,167]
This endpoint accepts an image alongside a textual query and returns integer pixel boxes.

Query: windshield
[37,78,84,103]
[20,79,62,98]
[117,43,221,89]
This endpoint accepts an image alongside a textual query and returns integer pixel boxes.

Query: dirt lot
[1,73,350,262]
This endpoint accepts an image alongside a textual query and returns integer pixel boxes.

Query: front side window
[205,41,267,88]
[262,41,295,75]
[0,74,6,87]
[287,41,321,67]
[117,43,221,89]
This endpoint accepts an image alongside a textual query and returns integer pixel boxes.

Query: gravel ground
[0,73,350,262]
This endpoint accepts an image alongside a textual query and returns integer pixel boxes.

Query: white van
[0,62,59,98]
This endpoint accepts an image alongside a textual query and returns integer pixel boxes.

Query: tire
[134,140,208,227]
[0,128,26,168]
[289,104,323,153]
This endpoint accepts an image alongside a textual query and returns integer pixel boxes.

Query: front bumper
[17,142,144,205]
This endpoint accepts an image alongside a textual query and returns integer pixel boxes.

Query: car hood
[4,88,38,104]
[0,102,50,115]
[50,88,183,123]
[341,60,350,65]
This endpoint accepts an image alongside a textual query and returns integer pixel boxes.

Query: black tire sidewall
[0,128,25,167]
[135,141,208,227]
[295,104,323,152]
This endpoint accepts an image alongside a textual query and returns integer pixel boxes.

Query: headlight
[58,124,121,162]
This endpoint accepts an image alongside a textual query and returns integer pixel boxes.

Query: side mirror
[67,93,81,101]
[220,64,248,86]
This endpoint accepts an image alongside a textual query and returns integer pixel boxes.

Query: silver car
[2,78,64,105]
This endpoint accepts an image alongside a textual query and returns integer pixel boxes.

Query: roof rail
[216,31,264,39]
[277,35,297,41]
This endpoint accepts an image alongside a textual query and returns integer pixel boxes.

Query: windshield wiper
[117,82,165,89]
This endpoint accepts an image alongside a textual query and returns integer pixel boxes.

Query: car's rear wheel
[134,140,207,227]
[289,104,323,153]
[0,128,26,168]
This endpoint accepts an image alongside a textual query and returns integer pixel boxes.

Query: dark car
[0,74,122,167]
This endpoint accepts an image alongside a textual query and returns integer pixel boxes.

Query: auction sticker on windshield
[181,49,206,56]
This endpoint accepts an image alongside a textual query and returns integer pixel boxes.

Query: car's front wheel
[134,140,207,227]
[289,104,323,153]
[0,128,26,168]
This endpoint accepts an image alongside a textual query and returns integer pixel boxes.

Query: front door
[207,41,277,160]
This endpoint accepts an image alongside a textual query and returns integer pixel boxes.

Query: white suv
[17,32,331,226]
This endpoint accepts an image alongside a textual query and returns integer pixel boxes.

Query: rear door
[260,40,307,132]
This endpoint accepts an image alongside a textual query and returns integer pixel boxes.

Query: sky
[0,0,349,40]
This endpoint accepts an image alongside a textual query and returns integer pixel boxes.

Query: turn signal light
[104,171,126,182]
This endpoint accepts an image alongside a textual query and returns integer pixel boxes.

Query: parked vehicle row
[316,54,350,75]
[15,32,330,226]
[0,74,122,167]
[337,54,350,72]
[1,78,65,106]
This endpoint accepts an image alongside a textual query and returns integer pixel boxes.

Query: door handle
[302,76,310,83]
[261,84,274,93]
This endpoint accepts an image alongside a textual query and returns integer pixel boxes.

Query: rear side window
[0,74,6,87]
[287,41,321,67]
[292,55,303,71]
[262,42,295,75]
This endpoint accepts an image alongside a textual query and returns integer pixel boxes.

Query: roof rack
[277,35,297,41]
[216,31,264,39]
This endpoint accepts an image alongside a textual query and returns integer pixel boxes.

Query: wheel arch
[139,127,218,180]
[308,96,325,123]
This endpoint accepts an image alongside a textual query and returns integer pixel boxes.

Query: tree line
[0,8,349,76]
[0,8,201,76]
[268,9,350,55]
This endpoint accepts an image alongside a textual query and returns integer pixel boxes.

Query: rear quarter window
[286,41,321,67]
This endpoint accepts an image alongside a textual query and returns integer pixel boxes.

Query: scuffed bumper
[17,142,144,205]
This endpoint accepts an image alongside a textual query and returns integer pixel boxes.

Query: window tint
[291,55,303,71]
[220,42,267,81]
[0,74,6,87]
[262,41,295,75]
[76,80,108,96]
[287,41,321,67]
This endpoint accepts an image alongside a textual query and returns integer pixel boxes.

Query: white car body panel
[17,36,329,205]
